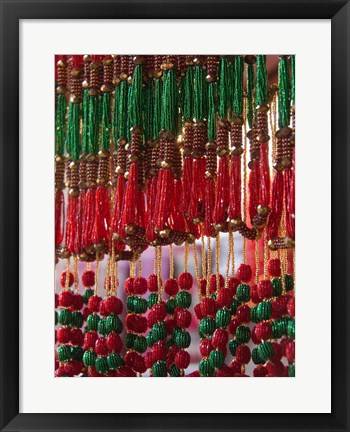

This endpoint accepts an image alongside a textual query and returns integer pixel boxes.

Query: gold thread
[94,258,99,295]
[225,232,232,289]
[230,229,235,277]
[157,246,163,303]
[263,230,268,279]
[184,242,189,273]
[73,256,79,293]
[243,101,248,264]
[138,256,142,277]
[65,258,71,290]
[201,234,206,281]
[169,244,174,279]
[154,247,157,275]
[255,239,260,284]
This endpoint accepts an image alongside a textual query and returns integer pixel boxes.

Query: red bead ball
[257,280,273,300]
[194,303,203,320]
[55,293,59,308]
[268,258,281,277]
[199,338,213,357]
[70,328,84,346]
[200,297,217,317]
[174,350,190,369]
[147,310,157,328]
[106,332,122,353]
[164,278,179,296]
[199,278,207,297]
[60,271,74,288]
[175,308,192,328]
[187,371,200,377]
[125,351,146,374]
[237,264,252,282]
[147,274,158,292]
[228,277,240,296]
[250,284,260,304]
[152,340,167,361]
[227,317,239,336]
[69,359,83,375]
[59,290,74,308]
[255,321,272,342]
[266,360,284,377]
[229,359,242,374]
[57,327,71,344]
[165,317,176,335]
[125,314,147,334]
[55,366,72,377]
[211,328,229,350]
[178,272,193,290]
[278,295,289,315]
[104,296,123,315]
[145,351,155,368]
[236,304,251,324]
[71,293,84,311]
[271,299,283,319]
[124,277,134,295]
[87,295,102,313]
[251,326,260,345]
[209,274,224,293]
[271,342,282,361]
[116,365,137,377]
[215,364,235,377]
[235,344,251,364]
[95,337,108,356]
[83,331,98,350]
[99,300,108,317]
[253,365,268,377]
[286,341,295,362]
[217,289,232,308]
[133,277,148,295]
[82,270,95,288]
[152,303,167,322]
[82,307,91,321]
[287,296,295,317]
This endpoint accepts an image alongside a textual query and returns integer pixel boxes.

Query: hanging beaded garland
[55,54,295,377]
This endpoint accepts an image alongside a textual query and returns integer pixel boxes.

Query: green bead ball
[166,337,175,349]
[71,311,83,328]
[133,297,148,314]
[127,296,135,312]
[106,314,123,334]
[209,349,225,369]
[272,278,283,296]
[288,363,295,377]
[83,349,96,367]
[58,309,72,326]
[125,333,136,349]
[175,330,191,348]
[216,308,231,328]
[57,344,71,362]
[147,293,159,309]
[229,339,239,356]
[236,284,250,303]
[235,325,251,344]
[98,318,109,336]
[169,363,181,377]
[152,322,167,342]
[152,360,167,377]
[287,319,295,340]
[285,274,294,291]
[87,313,100,331]
[146,332,155,348]
[257,300,272,321]
[133,335,147,353]
[83,289,94,304]
[166,297,177,315]
[199,358,215,377]
[95,356,109,374]
[252,347,264,365]
[271,320,283,339]
[278,316,290,335]
[198,317,216,338]
[107,353,124,370]
[176,291,192,308]
[230,299,240,315]
[70,345,83,361]
[55,310,58,325]
[258,341,274,362]
[250,306,260,323]
[172,326,182,339]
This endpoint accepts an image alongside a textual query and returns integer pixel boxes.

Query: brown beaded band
[268,236,295,250]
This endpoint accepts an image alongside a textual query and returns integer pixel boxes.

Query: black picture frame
[0,1,349,431]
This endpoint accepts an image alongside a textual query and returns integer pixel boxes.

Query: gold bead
[159,228,170,238]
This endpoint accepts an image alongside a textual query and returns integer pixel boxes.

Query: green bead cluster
[257,300,272,321]
[252,347,264,365]
[271,278,283,297]
[152,360,167,377]
[175,330,191,348]
[96,314,123,336]
[215,308,231,328]
[257,341,274,362]
[147,293,159,309]
[127,296,148,314]
[199,358,215,377]
[176,291,191,309]
[107,352,124,370]
[235,325,251,344]
[236,284,250,303]
[209,350,224,369]
[198,317,216,338]
[83,288,94,304]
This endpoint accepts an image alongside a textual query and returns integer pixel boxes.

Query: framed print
[0,0,349,431]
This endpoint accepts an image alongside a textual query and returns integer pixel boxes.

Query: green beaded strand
[255,55,268,107]
[100,92,111,151]
[278,56,291,128]
[233,55,244,117]
[55,93,67,155]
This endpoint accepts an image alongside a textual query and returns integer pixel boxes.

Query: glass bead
[152,360,167,377]
[198,317,216,337]
[236,284,251,303]
[169,363,181,377]
[83,288,94,305]
[71,311,83,328]
[229,339,239,356]
[166,298,177,315]
[257,300,272,321]
[199,358,215,377]
[87,313,100,331]
[147,293,159,309]
[176,291,192,309]
[57,344,71,362]
[107,353,124,370]
[235,325,251,344]
[70,345,83,361]
[215,308,231,328]
[83,349,96,367]
[58,309,72,326]
[133,335,147,353]
[209,349,225,369]
[271,277,283,297]
[257,341,274,362]
[151,322,167,342]
[175,330,191,348]
[287,319,295,340]
[95,357,109,374]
